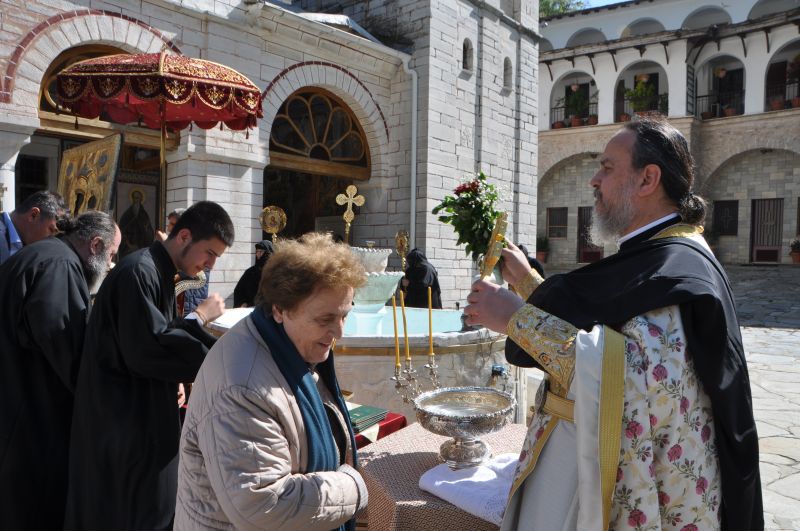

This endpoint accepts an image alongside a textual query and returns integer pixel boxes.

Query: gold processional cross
[480,212,508,279]
[395,230,409,270]
[335,185,365,244]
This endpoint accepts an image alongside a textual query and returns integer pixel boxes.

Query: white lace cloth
[419,453,518,525]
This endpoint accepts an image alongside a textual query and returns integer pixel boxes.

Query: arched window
[269,89,370,180]
[462,39,474,72]
[266,89,371,238]
[503,57,513,90]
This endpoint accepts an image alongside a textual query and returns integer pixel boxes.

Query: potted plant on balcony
[723,104,737,117]
[565,90,589,127]
[535,235,549,263]
[790,237,800,264]
[769,96,785,111]
[788,54,800,108]
[586,91,599,125]
[625,80,656,116]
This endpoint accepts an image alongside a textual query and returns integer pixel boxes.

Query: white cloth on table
[419,453,518,525]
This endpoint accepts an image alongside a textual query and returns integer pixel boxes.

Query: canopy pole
[160,123,167,231]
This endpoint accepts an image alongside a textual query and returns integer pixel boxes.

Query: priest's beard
[589,179,637,247]
[84,248,110,293]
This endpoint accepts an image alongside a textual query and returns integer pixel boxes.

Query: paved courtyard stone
[728,265,800,530]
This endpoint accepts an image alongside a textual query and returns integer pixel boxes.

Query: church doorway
[577,206,603,263]
[264,89,370,239]
[750,198,783,263]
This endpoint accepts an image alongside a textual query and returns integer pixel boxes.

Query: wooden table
[357,422,527,531]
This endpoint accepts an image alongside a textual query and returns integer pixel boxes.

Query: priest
[65,201,234,530]
[465,118,761,531]
[0,211,120,530]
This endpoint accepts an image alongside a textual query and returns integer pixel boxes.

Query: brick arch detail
[262,62,389,143]
[1,9,180,104]
[697,136,800,189]
[261,62,390,175]
[539,141,606,183]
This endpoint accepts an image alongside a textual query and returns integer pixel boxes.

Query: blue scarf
[251,308,358,530]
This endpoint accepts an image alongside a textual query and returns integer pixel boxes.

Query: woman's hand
[463,279,524,333]
[500,241,532,287]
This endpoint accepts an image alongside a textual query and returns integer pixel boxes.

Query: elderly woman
[175,233,368,531]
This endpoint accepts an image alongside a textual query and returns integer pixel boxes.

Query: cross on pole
[335,184,365,244]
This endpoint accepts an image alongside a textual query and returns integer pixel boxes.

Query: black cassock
[65,241,215,531]
[0,237,90,530]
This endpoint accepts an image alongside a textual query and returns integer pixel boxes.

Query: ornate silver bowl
[413,386,516,469]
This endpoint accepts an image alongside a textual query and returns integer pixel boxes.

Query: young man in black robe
[466,118,761,531]
[65,201,234,531]
[0,211,120,530]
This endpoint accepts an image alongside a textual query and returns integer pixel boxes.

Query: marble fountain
[209,245,526,422]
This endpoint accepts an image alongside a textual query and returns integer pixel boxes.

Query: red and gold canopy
[56,51,263,131]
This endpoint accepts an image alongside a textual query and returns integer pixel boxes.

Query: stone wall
[538,113,800,266]
[703,148,800,264]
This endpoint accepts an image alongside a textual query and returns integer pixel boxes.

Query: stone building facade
[538,0,800,266]
[0,0,539,306]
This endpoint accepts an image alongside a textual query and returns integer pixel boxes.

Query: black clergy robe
[506,217,762,531]
[65,241,216,531]
[0,237,90,530]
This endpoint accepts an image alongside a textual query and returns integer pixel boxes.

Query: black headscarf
[233,240,275,308]
[404,249,442,309]
[507,220,762,531]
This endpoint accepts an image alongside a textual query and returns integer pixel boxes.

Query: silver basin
[414,386,516,469]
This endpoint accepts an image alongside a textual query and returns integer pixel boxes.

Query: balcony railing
[614,93,668,121]
[765,82,800,111]
[696,90,745,119]
[549,101,598,128]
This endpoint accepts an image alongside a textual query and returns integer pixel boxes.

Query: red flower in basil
[627,509,647,526]
[652,363,668,381]
[519,449,527,462]
[701,424,711,442]
[647,323,662,337]
[680,396,690,414]
[535,426,545,440]
[658,491,670,506]
[625,420,644,438]
[696,476,708,494]
[650,414,658,427]
[667,444,683,462]
[616,467,623,482]
[681,525,698,531]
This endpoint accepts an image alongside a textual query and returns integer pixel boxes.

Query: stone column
[0,129,34,211]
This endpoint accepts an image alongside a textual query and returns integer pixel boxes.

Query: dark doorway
[577,206,603,263]
[750,198,783,262]
[262,168,355,239]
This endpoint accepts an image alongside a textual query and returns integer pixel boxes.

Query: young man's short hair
[168,201,234,247]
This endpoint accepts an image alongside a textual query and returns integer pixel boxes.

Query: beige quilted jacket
[175,315,366,530]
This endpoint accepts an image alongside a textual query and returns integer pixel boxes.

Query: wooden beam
[38,112,178,150]
[268,151,370,181]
